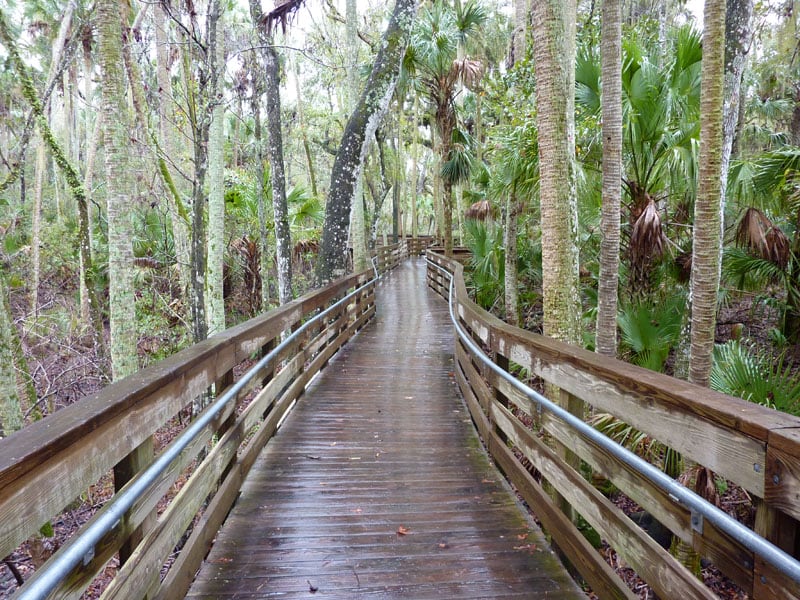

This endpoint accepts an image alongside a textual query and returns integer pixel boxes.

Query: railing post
[114,438,156,566]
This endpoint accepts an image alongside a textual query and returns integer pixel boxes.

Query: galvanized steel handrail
[15,274,377,600]
[426,256,800,587]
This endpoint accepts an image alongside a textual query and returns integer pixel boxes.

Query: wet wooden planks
[187,258,583,599]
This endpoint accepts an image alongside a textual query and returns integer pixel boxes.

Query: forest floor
[1,273,796,598]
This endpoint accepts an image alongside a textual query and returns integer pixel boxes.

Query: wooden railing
[0,243,406,599]
[427,251,800,600]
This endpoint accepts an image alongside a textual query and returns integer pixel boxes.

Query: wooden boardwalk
[187,258,583,599]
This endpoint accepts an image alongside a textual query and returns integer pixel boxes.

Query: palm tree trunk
[595,0,622,357]
[689,0,726,387]
[531,0,581,345]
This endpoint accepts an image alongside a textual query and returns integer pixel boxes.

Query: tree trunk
[531,0,581,345]
[512,0,528,67]
[252,80,271,312]
[31,138,45,317]
[0,274,25,436]
[595,0,622,357]
[347,0,369,272]
[504,191,520,327]
[721,0,753,185]
[294,58,318,197]
[264,42,293,305]
[689,0,726,387]
[98,0,138,379]
[187,0,223,343]
[206,28,225,336]
[155,2,192,299]
[316,0,418,282]
[249,1,293,304]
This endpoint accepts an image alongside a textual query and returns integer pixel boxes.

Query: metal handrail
[15,273,377,600]
[426,256,800,587]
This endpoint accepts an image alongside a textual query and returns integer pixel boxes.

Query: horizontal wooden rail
[427,251,800,600]
[0,243,407,599]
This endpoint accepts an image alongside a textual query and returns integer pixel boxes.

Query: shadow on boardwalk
[187,258,584,599]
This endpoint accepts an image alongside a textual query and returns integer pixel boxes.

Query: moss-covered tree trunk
[206,29,225,335]
[504,190,520,327]
[251,76,272,312]
[316,0,418,282]
[0,275,25,436]
[155,2,192,299]
[249,0,293,305]
[347,0,369,272]
[98,0,138,379]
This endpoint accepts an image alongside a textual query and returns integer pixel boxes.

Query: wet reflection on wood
[187,258,582,599]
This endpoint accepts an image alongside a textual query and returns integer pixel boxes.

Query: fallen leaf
[438,542,449,549]
[517,533,528,541]
[397,525,411,535]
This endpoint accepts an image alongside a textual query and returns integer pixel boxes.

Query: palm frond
[734,207,790,269]
[712,341,800,414]
[722,247,786,290]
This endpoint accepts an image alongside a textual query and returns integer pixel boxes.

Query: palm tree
[725,148,800,342]
[689,0,730,387]
[596,0,623,357]
[576,24,703,298]
[531,0,581,345]
[406,0,486,256]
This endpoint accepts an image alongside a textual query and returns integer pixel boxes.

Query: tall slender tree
[596,0,623,357]
[531,0,581,345]
[98,0,138,379]
[250,0,293,305]
[206,24,226,336]
[689,0,727,387]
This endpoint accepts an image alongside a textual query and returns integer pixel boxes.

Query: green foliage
[288,185,323,233]
[711,340,800,415]
[617,295,685,372]
[464,219,504,309]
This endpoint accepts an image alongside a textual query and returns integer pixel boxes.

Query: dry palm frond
[259,0,305,34]
[465,199,495,221]
[630,199,664,266]
[735,207,790,269]
[675,250,692,282]
[133,257,161,270]
[452,57,483,89]
[678,464,721,507]
[293,239,319,259]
